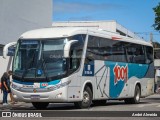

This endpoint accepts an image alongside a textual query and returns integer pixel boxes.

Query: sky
[53,0,160,42]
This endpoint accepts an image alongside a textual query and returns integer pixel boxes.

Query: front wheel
[74,87,92,109]
[32,102,49,109]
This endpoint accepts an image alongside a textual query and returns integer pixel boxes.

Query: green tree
[153,41,160,48]
[153,3,160,31]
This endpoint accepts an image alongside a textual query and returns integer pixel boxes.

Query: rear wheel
[74,86,92,109]
[32,102,49,109]
[132,85,141,104]
[124,85,141,104]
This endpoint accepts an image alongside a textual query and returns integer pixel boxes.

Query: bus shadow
[145,97,160,101]
[8,103,76,110]
[47,103,76,110]
[9,102,126,110]
[8,101,151,110]
[91,101,125,107]
[92,101,151,107]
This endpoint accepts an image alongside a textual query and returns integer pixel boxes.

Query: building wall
[53,20,117,32]
[155,59,160,90]
[154,59,160,67]
[0,0,52,45]
[52,21,142,39]
[0,0,52,78]
[0,57,11,77]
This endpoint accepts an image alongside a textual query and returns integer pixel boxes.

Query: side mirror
[64,40,78,58]
[3,42,17,59]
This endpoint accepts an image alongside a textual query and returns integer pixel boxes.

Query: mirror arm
[3,42,17,59]
[64,40,78,58]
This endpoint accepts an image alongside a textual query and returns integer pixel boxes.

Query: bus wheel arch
[74,82,93,109]
[85,82,93,95]
[125,82,141,104]
[81,81,93,98]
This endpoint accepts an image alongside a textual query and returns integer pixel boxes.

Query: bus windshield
[13,39,68,81]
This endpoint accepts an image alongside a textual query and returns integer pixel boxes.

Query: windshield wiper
[21,51,37,80]
[21,69,27,81]
[29,50,36,68]
[41,58,49,81]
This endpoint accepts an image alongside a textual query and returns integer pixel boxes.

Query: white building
[0,0,52,77]
[52,20,142,39]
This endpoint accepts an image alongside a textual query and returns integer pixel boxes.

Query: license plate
[31,95,40,100]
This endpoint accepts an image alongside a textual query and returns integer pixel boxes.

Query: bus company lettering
[41,83,48,87]
[113,64,128,85]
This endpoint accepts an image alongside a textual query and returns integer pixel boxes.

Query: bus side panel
[68,86,81,101]
[118,62,154,98]
[81,60,110,100]
[141,62,155,96]
[105,61,153,99]
[118,77,154,98]
[140,78,154,97]
[118,77,139,98]
[93,60,110,100]
[67,75,82,101]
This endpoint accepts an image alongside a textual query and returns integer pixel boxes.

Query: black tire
[132,85,141,104]
[124,85,141,104]
[74,86,92,109]
[32,102,49,109]
[92,100,106,106]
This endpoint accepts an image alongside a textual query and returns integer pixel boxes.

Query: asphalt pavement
[0,93,160,120]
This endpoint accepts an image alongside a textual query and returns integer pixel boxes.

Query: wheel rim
[83,91,90,104]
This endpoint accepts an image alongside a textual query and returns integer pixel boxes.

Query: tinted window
[125,43,145,64]
[145,46,153,64]
[86,35,152,64]
[86,36,126,63]
[86,36,100,62]
[110,41,126,62]
[69,34,86,45]
[69,34,86,71]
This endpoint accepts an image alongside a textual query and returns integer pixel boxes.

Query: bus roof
[20,27,88,39]
[20,27,152,47]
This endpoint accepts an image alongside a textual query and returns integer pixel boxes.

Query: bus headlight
[12,83,21,90]
[12,84,17,89]
[48,80,71,91]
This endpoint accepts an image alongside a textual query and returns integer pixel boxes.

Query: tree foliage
[153,3,160,31]
[153,41,160,48]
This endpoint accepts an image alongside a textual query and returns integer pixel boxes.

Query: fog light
[56,93,62,98]
[13,95,18,99]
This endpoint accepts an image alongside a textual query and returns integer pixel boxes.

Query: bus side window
[145,46,153,64]
[70,47,79,69]
[68,34,86,72]
[126,44,145,64]
[85,36,99,64]
[69,43,83,71]
[85,48,95,64]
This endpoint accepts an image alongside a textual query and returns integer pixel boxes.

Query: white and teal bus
[4,27,154,109]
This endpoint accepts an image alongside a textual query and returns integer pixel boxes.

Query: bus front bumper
[11,87,68,102]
